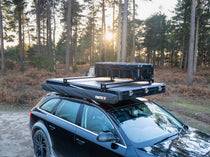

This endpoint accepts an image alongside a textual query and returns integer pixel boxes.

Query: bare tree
[35,0,41,58]
[13,0,25,70]
[91,2,95,65]
[132,0,135,63]
[0,0,5,74]
[187,0,196,86]
[46,0,53,70]
[117,0,122,62]
[112,0,115,54]
[121,0,128,62]
[102,0,107,61]
[65,0,72,74]
[194,16,199,72]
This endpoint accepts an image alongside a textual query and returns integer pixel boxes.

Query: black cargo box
[95,62,153,82]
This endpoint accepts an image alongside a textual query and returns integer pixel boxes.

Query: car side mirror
[97,131,119,143]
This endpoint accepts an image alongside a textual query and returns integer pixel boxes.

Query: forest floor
[0,64,210,134]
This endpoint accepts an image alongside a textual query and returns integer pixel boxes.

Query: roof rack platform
[42,77,165,104]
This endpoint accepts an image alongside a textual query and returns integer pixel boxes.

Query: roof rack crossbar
[62,76,154,92]
[100,80,134,91]
[63,76,95,84]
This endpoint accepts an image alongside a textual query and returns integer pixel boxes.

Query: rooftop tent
[42,63,165,104]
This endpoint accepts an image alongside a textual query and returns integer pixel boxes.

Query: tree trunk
[91,2,95,65]
[193,16,199,73]
[121,0,128,62]
[117,0,122,62]
[147,49,151,63]
[180,7,187,69]
[160,48,164,67]
[153,50,156,66]
[22,12,25,57]
[132,0,135,63]
[171,50,174,68]
[0,0,5,74]
[102,0,107,61]
[184,50,188,71]
[65,0,72,74]
[44,19,46,45]
[28,24,31,48]
[187,0,196,86]
[53,0,56,72]
[112,0,115,54]
[35,0,41,58]
[180,36,185,69]
[99,10,103,62]
[18,10,24,70]
[47,0,53,70]
[200,50,203,67]
[89,39,92,66]
[74,20,78,67]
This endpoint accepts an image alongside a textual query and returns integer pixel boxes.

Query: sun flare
[105,32,113,41]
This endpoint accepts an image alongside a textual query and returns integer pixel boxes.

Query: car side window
[81,105,114,135]
[40,98,60,113]
[55,99,81,124]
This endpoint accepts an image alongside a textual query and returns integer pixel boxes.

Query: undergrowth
[0,65,209,106]
[0,64,89,105]
[153,67,210,100]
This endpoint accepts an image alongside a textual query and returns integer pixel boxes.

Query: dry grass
[0,64,90,105]
[176,86,210,98]
[153,67,210,100]
[0,64,209,106]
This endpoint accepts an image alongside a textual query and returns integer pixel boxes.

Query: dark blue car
[30,63,210,157]
[30,93,210,157]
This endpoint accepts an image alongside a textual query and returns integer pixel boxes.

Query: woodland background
[0,0,209,133]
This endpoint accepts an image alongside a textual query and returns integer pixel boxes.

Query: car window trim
[80,103,127,147]
[76,124,127,149]
[54,98,84,125]
[40,98,61,114]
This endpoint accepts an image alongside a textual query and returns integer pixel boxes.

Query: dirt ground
[0,110,35,157]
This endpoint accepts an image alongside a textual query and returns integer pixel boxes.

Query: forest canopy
[0,0,209,77]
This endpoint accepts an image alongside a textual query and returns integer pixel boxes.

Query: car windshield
[111,99,183,145]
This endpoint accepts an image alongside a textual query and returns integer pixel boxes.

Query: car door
[75,104,127,157]
[47,99,82,157]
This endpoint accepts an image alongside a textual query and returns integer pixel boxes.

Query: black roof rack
[42,63,165,104]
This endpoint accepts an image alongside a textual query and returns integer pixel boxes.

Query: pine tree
[65,0,72,74]
[187,0,196,86]
[0,0,5,74]
[11,0,26,70]
[132,0,135,63]
[117,0,122,62]
[121,0,128,62]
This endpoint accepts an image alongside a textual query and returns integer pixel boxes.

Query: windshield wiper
[154,133,178,145]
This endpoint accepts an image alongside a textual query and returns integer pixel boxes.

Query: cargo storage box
[95,62,154,82]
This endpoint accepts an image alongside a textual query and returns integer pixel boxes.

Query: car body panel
[75,127,125,157]
[30,93,210,157]
[46,115,78,156]
[142,128,210,157]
